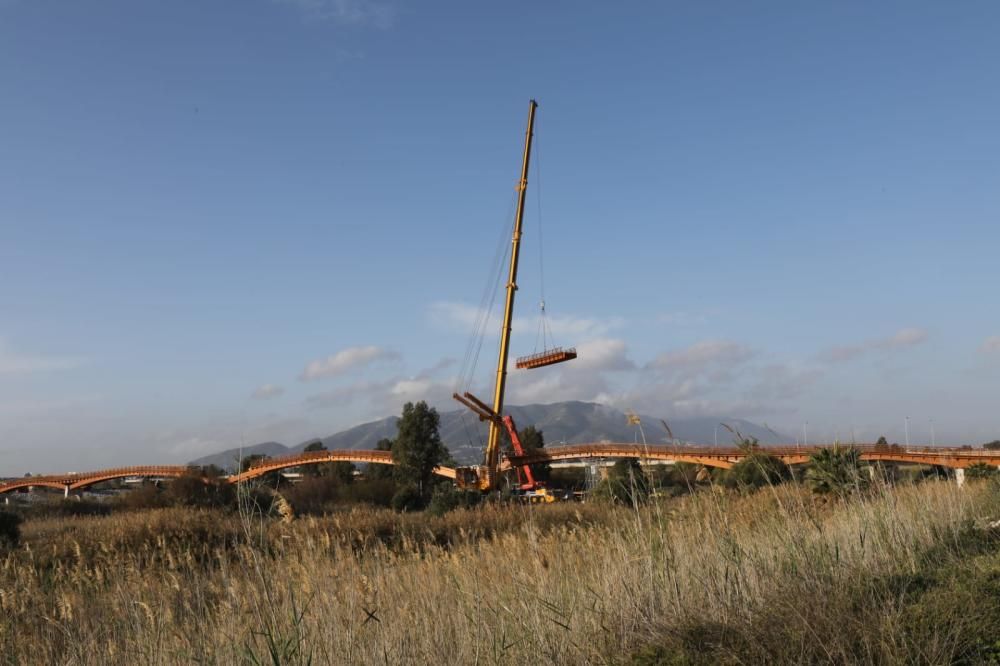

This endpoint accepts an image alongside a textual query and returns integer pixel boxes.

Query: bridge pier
[955,468,965,488]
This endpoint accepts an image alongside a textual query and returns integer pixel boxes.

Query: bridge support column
[955,468,965,488]
[64,485,69,498]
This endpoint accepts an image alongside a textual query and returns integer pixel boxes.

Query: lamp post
[804,422,809,447]
[904,416,910,447]
[930,419,936,447]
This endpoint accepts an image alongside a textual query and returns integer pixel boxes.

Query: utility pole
[905,416,910,447]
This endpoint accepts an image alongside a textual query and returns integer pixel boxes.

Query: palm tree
[806,444,868,495]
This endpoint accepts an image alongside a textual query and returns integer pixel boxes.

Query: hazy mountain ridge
[189,401,789,470]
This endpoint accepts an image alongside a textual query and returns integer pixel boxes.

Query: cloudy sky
[2,1,1000,473]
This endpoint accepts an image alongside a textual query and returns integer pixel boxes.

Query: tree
[519,425,551,483]
[239,454,283,487]
[166,469,235,508]
[875,436,889,448]
[806,445,868,495]
[240,454,268,473]
[300,440,354,481]
[983,440,1000,451]
[391,401,448,503]
[366,437,395,480]
[302,440,327,477]
[596,458,651,505]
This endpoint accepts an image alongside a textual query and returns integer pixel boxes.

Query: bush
[966,463,998,480]
[391,484,425,512]
[806,446,869,496]
[0,510,22,549]
[724,453,791,491]
[166,474,236,508]
[427,484,481,516]
[283,476,343,515]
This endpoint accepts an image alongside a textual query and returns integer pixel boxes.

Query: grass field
[2,480,1000,664]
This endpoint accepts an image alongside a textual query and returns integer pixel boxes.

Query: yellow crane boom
[456,99,537,491]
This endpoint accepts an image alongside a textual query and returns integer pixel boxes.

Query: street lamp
[804,422,809,447]
[904,416,910,447]
[930,419,936,447]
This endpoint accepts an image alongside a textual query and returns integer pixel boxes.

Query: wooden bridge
[2,444,997,495]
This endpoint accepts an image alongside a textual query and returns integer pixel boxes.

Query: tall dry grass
[1,480,998,664]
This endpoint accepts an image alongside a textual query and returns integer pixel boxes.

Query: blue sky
[2,0,999,473]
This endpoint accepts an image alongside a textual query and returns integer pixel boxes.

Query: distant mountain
[188,441,291,471]
[188,402,790,470]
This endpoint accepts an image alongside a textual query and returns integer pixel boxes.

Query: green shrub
[806,446,869,495]
[724,453,790,490]
[391,484,425,512]
[0,510,22,549]
[966,463,998,480]
[427,484,481,516]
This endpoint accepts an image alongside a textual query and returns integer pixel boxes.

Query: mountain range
[189,401,789,471]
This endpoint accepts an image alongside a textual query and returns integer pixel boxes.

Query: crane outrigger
[453,100,576,494]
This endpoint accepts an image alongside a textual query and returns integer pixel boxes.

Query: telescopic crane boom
[454,100,536,491]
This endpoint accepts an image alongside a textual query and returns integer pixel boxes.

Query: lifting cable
[532,128,556,354]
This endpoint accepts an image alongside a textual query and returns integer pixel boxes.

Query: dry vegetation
[2,480,1000,664]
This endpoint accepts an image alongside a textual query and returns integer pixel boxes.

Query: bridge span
[2,444,997,496]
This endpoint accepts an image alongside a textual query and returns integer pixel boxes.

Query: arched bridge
[505,443,1000,470]
[228,449,457,483]
[0,450,456,495]
[3,444,997,495]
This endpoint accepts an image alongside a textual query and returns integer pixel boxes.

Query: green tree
[596,458,651,505]
[521,425,550,483]
[166,469,236,508]
[875,436,889,448]
[366,437,396,481]
[300,440,354,481]
[983,440,1000,451]
[806,445,868,495]
[239,454,284,487]
[240,454,267,473]
[391,401,448,502]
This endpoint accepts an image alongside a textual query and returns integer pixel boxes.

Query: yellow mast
[481,99,537,490]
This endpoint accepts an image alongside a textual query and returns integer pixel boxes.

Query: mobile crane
[452,100,575,498]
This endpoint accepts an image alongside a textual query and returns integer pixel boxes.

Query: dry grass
[1,481,999,664]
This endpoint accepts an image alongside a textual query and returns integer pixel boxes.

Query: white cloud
[0,338,85,375]
[274,0,394,27]
[571,338,635,372]
[429,301,624,340]
[251,384,284,399]
[649,340,754,375]
[886,328,928,347]
[300,345,399,381]
[821,327,929,363]
[981,336,1000,353]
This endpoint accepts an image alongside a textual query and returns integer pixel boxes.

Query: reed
[0,480,997,664]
